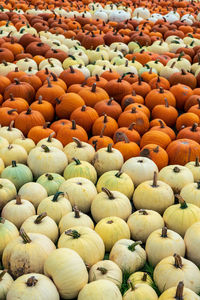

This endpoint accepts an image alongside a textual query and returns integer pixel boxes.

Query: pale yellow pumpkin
[184,222,200,267]
[63,138,95,163]
[59,177,97,213]
[0,136,9,149]
[133,172,174,214]
[127,209,164,243]
[109,239,146,273]
[128,272,153,287]
[153,254,200,294]
[180,182,200,208]
[163,195,200,237]
[185,158,200,182]
[44,248,88,299]
[13,136,35,154]
[78,279,122,300]
[18,182,48,208]
[37,135,63,150]
[58,226,105,266]
[0,270,13,300]
[91,188,132,223]
[2,229,56,278]
[0,158,4,174]
[145,227,185,267]
[0,123,22,143]
[37,192,72,224]
[95,216,130,252]
[1,196,35,229]
[0,144,27,166]
[89,260,122,287]
[21,213,59,243]
[123,283,158,300]
[6,273,60,300]
[59,208,94,234]
[0,218,19,257]
[0,178,17,210]
[158,282,200,300]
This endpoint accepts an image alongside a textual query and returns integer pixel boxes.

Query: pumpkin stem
[173,166,180,173]
[142,273,148,281]
[140,148,150,158]
[158,120,165,128]
[107,98,113,105]
[181,69,186,75]
[26,276,38,287]
[45,68,49,75]
[14,78,20,85]
[128,122,136,130]
[11,160,17,168]
[73,206,80,218]
[107,143,113,153]
[175,281,184,300]
[191,123,198,132]
[159,87,164,94]
[0,270,7,281]
[195,157,199,167]
[161,226,168,238]
[41,145,50,152]
[20,228,32,244]
[128,241,142,252]
[69,65,75,73]
[115,170,123,178]
[71,120,76,130]
[164,98,169,107]
[174,254,183,268]
[26,107,32,115]
[91,83,96,93]
[175,194,188,209]
[50,72,58,81]
[177,52,184,61]
[102,187,115,199]
[72,157,81,165]
[7,109,17,115]
[47,133,55,142]
[65,229,80,239]
[139,209,148,215]
[43,122,50,129]
[153,146,159,153]
[97,267,107,275]
[34,212,47,224]
[46,77,52,88]
[72,137,82,148]
[38,96,43,104]
[95,74,100,82]
[100,124,106,138]
[16,195,22,205]
[81,105,86,112]
[103,114,108,124]
[138,76,142,85]
[46,173,54,180]
[52,191,64,202]
[152,172,158,187]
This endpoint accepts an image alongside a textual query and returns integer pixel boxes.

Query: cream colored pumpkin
[123,283,158,300]
[37,192,72,224]
[128,272,153,287]
[185,158,200,182]
[95,216,130,252]
[121,157,158,186]
[44,248,88,299]
[63,138,95,163]
[153,254,200,294]
[109,239,146,273]
[163,196,200,237]
[89,260,122,287]
[0,144,27,166]
[91,188,132,222]
[18,182,48,208]
[127,209,164,243]
[78,279,122,300]
[2,229,56,278]
[0,178,17,210]
[0,136,9,149]
[21,213,59,243]
[96,170,134,199]
[133,172,174,214]
[145,227,185,267]
[0,218,19,257]
[0,157,4,174]
[6,273,59,300]
[158,165,194,193]
[0,270,13,300]
[63,158,97,184]
[180,182,200,207]
[59,177,97,213]
[1,196,35,229]
[92,144,124,176]
[59,208,94,234]
[27,145,68,178]
[13,136,35,154]
[58,226,105,266]
[0,123,22,143]
[37,135,63,150]
[184,222,200,267]
[158,282,200,300]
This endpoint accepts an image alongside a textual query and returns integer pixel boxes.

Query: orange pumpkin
[131,77,151,98]
[50,119,71,134]
[170,84,193,110]
[101,69,120,81]
[140,130,171,149]
[88,125,114,151]
[59,66,85,87]
[70,105,99,132]
[140,144,169,170]
[145,87,176,110]
[104,78,133,103]
[7,67,26,82]
[4,79,35,104]
[20,72,42,91]
[151,99,178,127]
[86,74,108,89]
[0,107,18,126]
[150,120,176,140]
[176,112,200,131]
[78,83,109,107]
[124,103,150,119]
[149,76,170,90]
[2,94,29,113]
[113,133,140,161]
[184,95,200,111]
[27,123,55,144]
[188,99,200,118]
[92,114,118,138]
[176,123,200,143]
[113,122,141,145]
[55,92,85,119]
[150,119,167,128]
[36,78,65,106]
[30,96,54,122]
[94,98,122,120]
[121,91,144,110]
[169,69,197,89]
[0,75,11,94]
[43,72,67,91]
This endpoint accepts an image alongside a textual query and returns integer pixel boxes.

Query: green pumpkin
[1,161,33,190]
[96,170,134,199]
[37,173,65,196]
[63,158,97,184]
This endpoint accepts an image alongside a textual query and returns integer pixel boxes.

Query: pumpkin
[59,207,94,234]
[36,173,65,196]
[0,144,27,166]
[128,272,153,287]
[163,195,200,237]
[146,227,185,267]
[153,254,200,294]
[63,158,97,184]
[92,144,124,176]
[59,66,85,87]
[2,94,29,113]
[58,226,105,266]
[158,282,200,300]
[0,178,17,210]
[184,221,200,267]
[92,114,118,138]
[37,134,63,150]
[2,229,56,278]
[151,99,178,127]
[70,105,99,132]
[6,273,60,300]
[37,192,72,225]
[0,270,13,300]
[113,123,141,145]
[127,209,164,243]
[55,93,85,119]
[131,77,151,98]
[30,97,54,122]
[121,156,158,187]
[125,103,150,119]
[169,69,197,89]
[176,123,200,143]
[89,125,114,151]
[0,217,18,257]
[78,279,122,300]
[4,79,35,103]
[104,78,132,103]
[0,107,18,127]
[27,145,68,178]
[176,113,200,131]
[0,136,9,150]
[150,120,176,141]
[140,144,168,171]
[180,180,200,207]
[140,130,171,149]
[114,133,140,161]
[18,182,47,209]
[145,87,176,110]
[95,216,130,252]
[89,260,122,287]
[36,78,65,106]
[94,98,122,120]
[12,136,35,154]
[50,119,71,135]
[184,95,200,112]
[123,283,158,300]
[133,172,174,214]
[0,75,11,94]
[44,248,88,299]
[27,123,55,144]
[158,165,194,193]
[63,138,95,163]
[96,170,134,199]
[20,72,42,91]
[1,160,33,190]
[170,84,193,110]
[57,120,88,146]
[121,91,144,110]
[59,177,97,213]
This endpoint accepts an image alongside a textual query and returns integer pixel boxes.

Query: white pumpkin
[185,158,200,182]
[180,182,200,208]
[158,282,200,300]
[18,182,48,208]
[0,123,22,143]
[0,270,13,300]
[0,144,27,166]
[184,222,200,267]
[0,178,17,210]
[63,138,95,163]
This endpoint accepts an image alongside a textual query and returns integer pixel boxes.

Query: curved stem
[158,120,165,128]
[71,120,76,130]
[174,254,183,268]
[128,241,142,252]
[65,229,80,238]
[41,145,50,152]
[191,123,198,132]
[195,157,200,167]
[128,122,136,130]
[115,171,123,178]
[176,195,188,209]
[72,137,82,148]
[34,212,47,224]
[161,227,168,238]
[47,133,55,142]
[73,206,80,218]
[175,282,184,300]
[20,228,32,244]
[26,107,32,115]
[142,273,147,281]
[97,267,107,275]
[72,157,81,165]
[139,209,148,215]
[91,83,96,93]
[102,187,115,199]
[52,191,64,202]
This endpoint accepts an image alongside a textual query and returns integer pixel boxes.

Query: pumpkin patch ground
[2,0,200,299]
